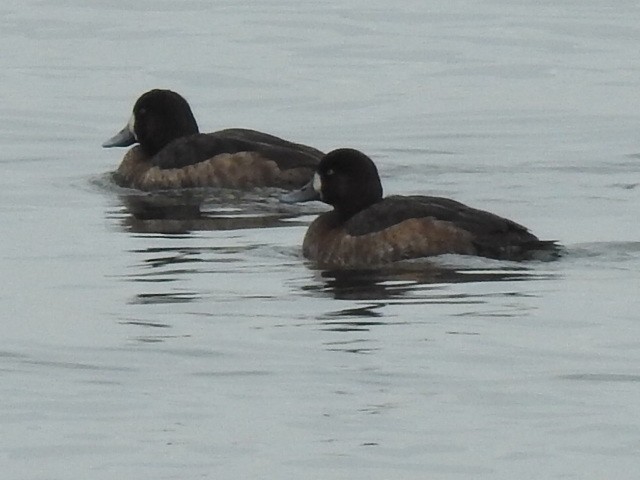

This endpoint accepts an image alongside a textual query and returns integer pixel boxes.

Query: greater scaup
[102,89,323,190]
[281,148,559,268]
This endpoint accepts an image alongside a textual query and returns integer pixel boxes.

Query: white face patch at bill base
[312,173,322,197]
[127,113,137,141]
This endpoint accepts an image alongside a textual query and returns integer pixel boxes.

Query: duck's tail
[518,240,564,261]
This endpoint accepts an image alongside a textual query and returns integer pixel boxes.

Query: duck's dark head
[102,89,199,156]
[281,148,383,219]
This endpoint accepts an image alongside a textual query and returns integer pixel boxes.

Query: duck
[102,89,323,190]
[281,148,559,268]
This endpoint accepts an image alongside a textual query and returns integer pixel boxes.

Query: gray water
[1,1,640,479]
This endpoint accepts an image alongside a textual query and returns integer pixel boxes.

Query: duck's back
[214,128,324,161]
[151,129,322,171]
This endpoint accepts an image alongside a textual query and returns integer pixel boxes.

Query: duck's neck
[335,196,383,222]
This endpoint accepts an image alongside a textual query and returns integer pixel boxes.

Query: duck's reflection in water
[305,261,554,301]
[115,189,315,234]
[301,261,557,337]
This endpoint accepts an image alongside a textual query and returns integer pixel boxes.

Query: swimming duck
[281,148,559,268]
[102,89,323,190]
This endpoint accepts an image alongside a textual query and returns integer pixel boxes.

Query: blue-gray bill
[102,124,136,148]
[279,178,320,203]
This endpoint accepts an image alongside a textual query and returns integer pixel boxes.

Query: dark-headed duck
[281,148,559,268]
[102,89,323,191]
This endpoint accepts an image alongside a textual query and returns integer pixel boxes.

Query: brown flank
[115,146,314,191]
[302,212,477,269]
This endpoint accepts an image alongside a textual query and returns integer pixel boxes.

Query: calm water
[1,1,640,478]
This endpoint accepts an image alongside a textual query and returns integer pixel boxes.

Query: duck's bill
[102,115,136,148]
[280,178,320,203]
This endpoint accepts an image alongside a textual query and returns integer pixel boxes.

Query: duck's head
[102,89,200,156]
[281,148,383,219]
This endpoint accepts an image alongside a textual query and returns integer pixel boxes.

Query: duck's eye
[138,107,147,116]
[325,168,335,176]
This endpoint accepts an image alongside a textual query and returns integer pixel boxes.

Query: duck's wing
[213,128,324,159]
[150,132,323,170]
[345,195,559,260]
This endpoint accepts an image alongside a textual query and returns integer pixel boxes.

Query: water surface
[1,1,640,479]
